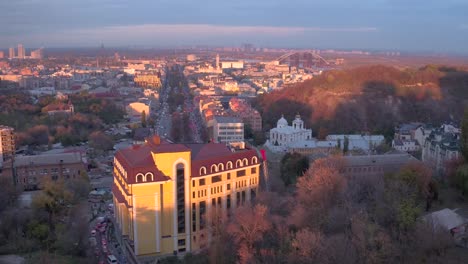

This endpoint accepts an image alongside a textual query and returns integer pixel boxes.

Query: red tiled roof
[115,136,260,183]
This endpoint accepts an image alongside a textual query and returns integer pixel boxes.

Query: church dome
[277,115,288,127]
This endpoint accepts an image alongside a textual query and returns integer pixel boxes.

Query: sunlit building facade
[112,136,260,259]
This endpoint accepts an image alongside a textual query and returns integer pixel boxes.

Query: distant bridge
[274,50,329,67]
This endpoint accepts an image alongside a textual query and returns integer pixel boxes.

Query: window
[236,192,241,207]
[211,175,222,184]
[192,180,195,187]
[178,239,186,246]
[192,192,195,199]
[241,191,246,205]
[236,170,246,177]
[200,201,206,230]
[199,179,205,186]
[227,184,231,190]
[227,173,231,180]
[251,167,257,174]
[227,194,231,209]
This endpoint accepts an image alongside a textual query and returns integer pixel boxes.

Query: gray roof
[422,208,467,231]
[214,115,242,123]
[343,153,418,167]
[15,152,83,167]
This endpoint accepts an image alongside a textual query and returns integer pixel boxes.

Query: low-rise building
[341,152,419,178]
[422,126,460,176]
[326,134,385,152]
[3,152,86,190]
[0,126,15,168]
[212,116,244,144]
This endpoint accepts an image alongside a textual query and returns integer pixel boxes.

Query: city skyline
[1,0,468,54]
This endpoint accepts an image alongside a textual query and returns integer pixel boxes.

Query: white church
[265,114,385,154]
[266,114,313,152]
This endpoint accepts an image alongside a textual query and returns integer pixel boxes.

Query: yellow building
[134,74,162,90]
[112,136,260,259]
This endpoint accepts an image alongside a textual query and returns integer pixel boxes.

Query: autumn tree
[291,156,346,229]
[227,204,272,264]
[89,131,114,153]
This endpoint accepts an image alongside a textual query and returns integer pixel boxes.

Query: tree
[455,165,468,196]
[89,131,114,152]
[141,110,147,127]
[343,136,349,154]
[33,179,73,233]
[461,107,468,161]
[227,204,272,264]
[244,123,253,139]
[280,153,309,186]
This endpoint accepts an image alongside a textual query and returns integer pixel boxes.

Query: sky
[1,0,468,54]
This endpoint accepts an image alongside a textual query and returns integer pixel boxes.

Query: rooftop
[15,152,83,167]
[213,116,242,123]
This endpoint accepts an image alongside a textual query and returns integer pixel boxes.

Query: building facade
[2,152,85,190]
[0,126,15,168]
[212,116,244,144]
[422,127,460,176]
[112,136,260,259]
[267,114,312,152]
[17,44,25,59]
[8,47,14,59]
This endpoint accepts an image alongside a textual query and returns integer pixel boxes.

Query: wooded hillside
[255,65,468,139]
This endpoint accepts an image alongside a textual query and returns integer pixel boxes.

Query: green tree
[461,107,468,161]
[343,136,349,154]
[455,165,468,196]
[141,110,147,127]
[280,153,310,186]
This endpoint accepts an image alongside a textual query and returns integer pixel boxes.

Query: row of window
[343,166,383,173]
[199,157,258,175]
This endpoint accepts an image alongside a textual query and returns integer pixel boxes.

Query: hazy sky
[1,0,468,53]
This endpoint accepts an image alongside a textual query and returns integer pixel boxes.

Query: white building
[212,116,244,144]
[326,134,385,152]
[126,100,151,122]
[221,61,244,69]
[267,114,313,152]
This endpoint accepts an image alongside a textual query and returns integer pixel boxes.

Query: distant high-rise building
[242,43,254,52]
[31,48,44,59]
[8,47,14,59]
[0,51,4,59]
[215,54,220,70]
[0,126,15,168]
[17,44,25,59]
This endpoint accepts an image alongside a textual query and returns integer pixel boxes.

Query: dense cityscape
[2,1,468,264]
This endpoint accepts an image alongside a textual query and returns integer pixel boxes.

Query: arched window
[227,161,233,169]
[242,158,248,166]
[145,172,154,181]
[218,163,224,171]
[199,166,207,175]
[236,159,242,168]
[211,164,218,173]
[136,173,144,183]
[251,156,258,164]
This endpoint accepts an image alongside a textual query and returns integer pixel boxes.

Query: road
[156,64,206,143]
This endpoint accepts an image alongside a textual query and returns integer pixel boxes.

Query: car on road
[107,254,118,264]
